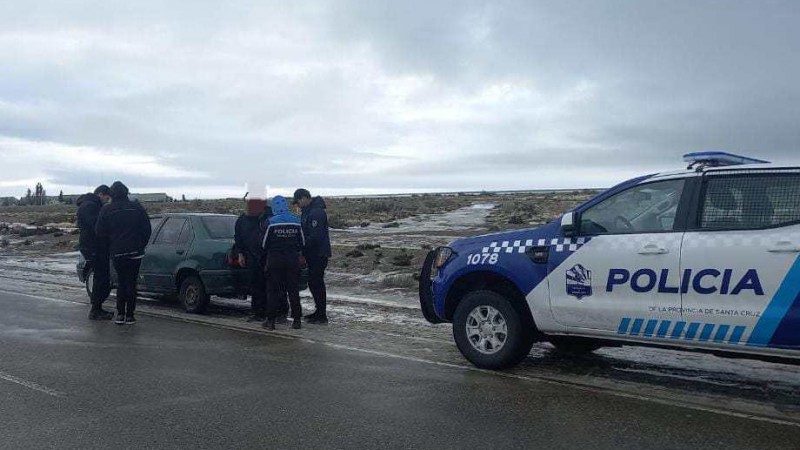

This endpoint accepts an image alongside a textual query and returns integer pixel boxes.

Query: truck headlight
[433,247,455,272]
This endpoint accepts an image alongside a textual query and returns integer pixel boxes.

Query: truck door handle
[768,241,800,253]
[638,244,668,255]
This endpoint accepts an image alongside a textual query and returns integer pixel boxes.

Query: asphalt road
[1,291,798,450]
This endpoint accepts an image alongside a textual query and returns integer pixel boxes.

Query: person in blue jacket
[262,196,305,330]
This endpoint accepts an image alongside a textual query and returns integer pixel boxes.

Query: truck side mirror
[561,212,579,237]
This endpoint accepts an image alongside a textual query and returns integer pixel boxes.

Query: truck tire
[548,337,603,356]
[179,275,209,314]
[453,290,534,370]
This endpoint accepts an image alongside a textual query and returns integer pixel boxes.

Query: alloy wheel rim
[466,305,508,355]
[185,285,199,306]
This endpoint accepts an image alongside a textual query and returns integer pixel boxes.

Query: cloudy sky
[1,1,798,198]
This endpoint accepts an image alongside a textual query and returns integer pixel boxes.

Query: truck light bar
[683,151,770,169]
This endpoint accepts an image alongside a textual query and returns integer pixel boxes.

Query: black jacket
[300,196,332,258]
[76,194,106,259]
[95,197,152,258]
[234,214,268,257]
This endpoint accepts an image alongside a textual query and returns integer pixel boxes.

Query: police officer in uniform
[262,196,304,330]
[77,185,113,320]
[293,189,331,324]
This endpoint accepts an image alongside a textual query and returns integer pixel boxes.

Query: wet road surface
[1,290,800,449]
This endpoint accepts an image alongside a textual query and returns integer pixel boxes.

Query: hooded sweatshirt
[76,193,106,259]
[262,196,304,255]
[300,196,332,258]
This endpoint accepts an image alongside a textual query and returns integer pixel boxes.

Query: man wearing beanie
[95,181,152,325]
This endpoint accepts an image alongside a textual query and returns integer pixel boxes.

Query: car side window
[700,174,800,230]
[177,220,194,245]
[581,179,685,235]
[154,218,186,244]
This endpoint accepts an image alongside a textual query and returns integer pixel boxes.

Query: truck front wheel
[453,290,534,370]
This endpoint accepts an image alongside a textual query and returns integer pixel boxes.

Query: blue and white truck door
[548,179,686,334]
[680,172,800,350]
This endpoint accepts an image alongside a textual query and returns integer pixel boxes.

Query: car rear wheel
[549,337,603,356]
[453,290,534,370]
[179,275,209,314]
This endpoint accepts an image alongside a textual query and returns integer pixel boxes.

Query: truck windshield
[201,216,237,239]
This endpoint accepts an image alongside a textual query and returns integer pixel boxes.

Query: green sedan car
[77,213,262,313]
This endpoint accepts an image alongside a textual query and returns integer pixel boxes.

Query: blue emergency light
[683,151,770,169]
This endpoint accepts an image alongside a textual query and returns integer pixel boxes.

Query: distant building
[130,193,173,203]
[0,197,18,207]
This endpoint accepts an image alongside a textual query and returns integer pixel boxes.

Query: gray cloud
[0,1,798,198]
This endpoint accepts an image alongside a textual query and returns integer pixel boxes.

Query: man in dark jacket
[293,188,331,324]
[77,185,113,320]
[95,181,152,325]
[235,200,270,321]
[262,196,304,330]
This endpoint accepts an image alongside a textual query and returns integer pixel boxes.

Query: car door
[141,216,188,292]
[548,177,688,334]
[137,216,165,288]
[681,169,800,350]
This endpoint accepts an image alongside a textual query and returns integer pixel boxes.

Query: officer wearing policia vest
[261,196,305,330]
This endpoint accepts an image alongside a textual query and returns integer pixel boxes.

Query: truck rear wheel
[179,275,209,314]
[453,290,534,370]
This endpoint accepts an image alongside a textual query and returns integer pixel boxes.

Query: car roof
[152,213,238,218]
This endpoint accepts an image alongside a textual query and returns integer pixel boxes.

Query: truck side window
[581,179,685,235]
[700,174,800,230]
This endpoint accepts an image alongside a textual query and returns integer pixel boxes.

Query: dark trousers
[89,256,111,311]
[307,256,328,316]
[113,257,141,316]
[266,253,301,320]
[247,255,267,318]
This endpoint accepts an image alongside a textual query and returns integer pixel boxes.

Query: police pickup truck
[419,152,800,369]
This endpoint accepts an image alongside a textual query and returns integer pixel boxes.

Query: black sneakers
[89,309,114,321]
[263,319,276,331]
[307,315,328,325]
[292,318,302,330]
[114,313,126,325]
[125,315,137,325]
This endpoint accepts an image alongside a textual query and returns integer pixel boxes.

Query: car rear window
[202,216,237,239]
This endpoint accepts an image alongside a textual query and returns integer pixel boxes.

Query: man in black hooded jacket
[96,181,152,325]
[293,189,332,324]
[235,201,272,322]
[77,185,113,320]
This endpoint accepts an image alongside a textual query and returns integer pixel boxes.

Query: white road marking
[0,370,66,398]
[0,288,78,304]
[2,289,799,427]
